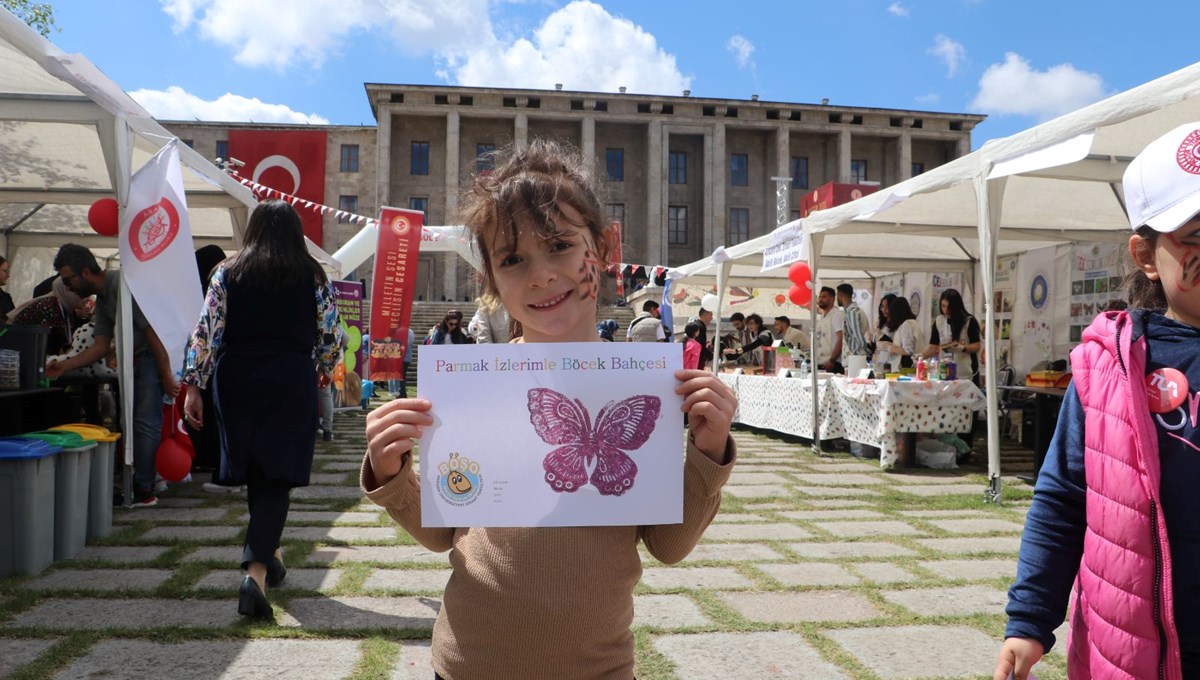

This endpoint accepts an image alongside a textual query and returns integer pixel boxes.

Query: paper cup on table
[846,355,867,376]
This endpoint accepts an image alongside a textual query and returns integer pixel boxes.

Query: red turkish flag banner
[228,130,328,247]
[608,221,624,298]
[369,208,424,382]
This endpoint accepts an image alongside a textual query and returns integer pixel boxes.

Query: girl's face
[940,298,951,317]
[0,261,9,286]
[880,301,890,320]
[1148,218,1200,328]
[488,203,602,343]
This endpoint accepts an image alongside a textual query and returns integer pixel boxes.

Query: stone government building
[164,85,984,301]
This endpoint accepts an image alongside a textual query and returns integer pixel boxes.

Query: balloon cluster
[787,261,813,306]
[87,198,119,236]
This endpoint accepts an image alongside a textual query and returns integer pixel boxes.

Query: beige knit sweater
[361,435,734,680]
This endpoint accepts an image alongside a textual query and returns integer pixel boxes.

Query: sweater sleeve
[360,451,455,553]
[1005,382,1087,651]
[640,434,736,564]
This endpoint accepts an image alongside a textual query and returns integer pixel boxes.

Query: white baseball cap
[1123,122,1200,232]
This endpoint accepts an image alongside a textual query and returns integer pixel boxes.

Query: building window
[728,208,750,245]
[791,209,802,221]
[730,153,749,186]
[338,195,358,223]
[850,159,868,184]
[607,203,625,241]
[790,156,809,189]
[476,143,495,175]
[669,151,687,185]
[668,205,688,245]
[215,140,228,162]
[606,148,624,182]
[911,162,925,177]
[340,144,359,172]
[181,139,194,148]
[411,141,430,175]
[409,197,428,215]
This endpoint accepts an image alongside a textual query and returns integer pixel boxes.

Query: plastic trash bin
[51,424,121,540]
[22,430,96,560]
[0,436,60,577]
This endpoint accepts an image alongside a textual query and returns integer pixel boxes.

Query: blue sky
[42,0,1200,148]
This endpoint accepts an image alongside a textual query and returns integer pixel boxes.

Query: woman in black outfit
[182,201,343,621]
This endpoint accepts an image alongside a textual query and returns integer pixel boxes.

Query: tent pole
[809,233,823,456]
[713,260,732,376]
[976,171,1007,503]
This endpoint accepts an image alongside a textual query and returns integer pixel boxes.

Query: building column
[702,128,714,254]
[957,132,972,158]
[375,105,392,212]
[646,120,663,267]
[837,128,852,183]
[898,130,913,182]
[514,113,528,150]
[444,111,460,300]
[705,122,724,253]
[580,116,595,171]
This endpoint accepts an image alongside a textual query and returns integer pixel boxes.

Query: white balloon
[701,293,719,312]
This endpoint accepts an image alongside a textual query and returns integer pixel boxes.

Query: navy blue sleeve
[1005,381,1087,650]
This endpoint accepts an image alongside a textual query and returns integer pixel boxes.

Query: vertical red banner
[228,130,328,247]
[369,207,423,382]
[609,221,624,298]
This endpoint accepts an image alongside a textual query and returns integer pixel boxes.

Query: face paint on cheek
[1167,233,1200,292]
[578,248,600,301]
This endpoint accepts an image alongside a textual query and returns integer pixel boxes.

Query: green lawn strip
[800,630,878,680]
[350,637,402,680]
[632,628,680,680]
[5,631,100,680]
[330,562,372,594]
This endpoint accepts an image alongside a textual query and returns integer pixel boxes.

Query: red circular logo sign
[1146,367,1189,414]
[391,216,409,236]
[1175,130,1200,175]
[128,198,180,262]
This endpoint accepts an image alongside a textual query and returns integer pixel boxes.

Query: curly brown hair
[457,139,611,310]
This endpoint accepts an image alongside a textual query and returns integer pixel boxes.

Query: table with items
[717,372,844,441]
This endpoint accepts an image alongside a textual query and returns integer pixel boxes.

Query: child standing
[995,123,1200,680]
[361,140,737,680]
[683,320,703,369]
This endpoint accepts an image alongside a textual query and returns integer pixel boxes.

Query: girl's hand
[365,398,433,484]
[993,637,1043,680]
[183,385,204,428]
[675,369,736,464]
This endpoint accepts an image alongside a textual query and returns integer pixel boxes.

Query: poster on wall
[1069,243,1125,344]
[332,281,365,379]
[930,272,964,312]
[989,256,1017,369]
[1016,247,1055,367]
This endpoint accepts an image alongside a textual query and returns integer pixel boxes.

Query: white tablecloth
[721,373,984,469]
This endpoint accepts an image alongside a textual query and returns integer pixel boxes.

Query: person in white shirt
[814,287,845,372]
[836,283,871,359]
[771,315,810,351]
[877,295,922,370]
[468,300,511,344]
[626,300,666,342]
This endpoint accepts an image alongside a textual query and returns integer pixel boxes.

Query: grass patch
[351,637,401,680]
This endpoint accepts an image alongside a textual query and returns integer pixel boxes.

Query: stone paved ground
[0,403,1059,680]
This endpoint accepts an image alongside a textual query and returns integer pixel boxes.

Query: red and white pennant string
[230,172,379,227]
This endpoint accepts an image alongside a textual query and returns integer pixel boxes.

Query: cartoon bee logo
[436,453,483,506]
[447,471,473,495]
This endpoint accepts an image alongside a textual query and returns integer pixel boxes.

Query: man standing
[772,316,811,351]
[47,244,176,507]
[722,312,754,363]
[837,283,871,361]
[687,305,714,368]
[814,286,845,373]
[626,300,665,342]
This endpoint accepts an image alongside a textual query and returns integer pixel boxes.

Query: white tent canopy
[675,59,1200,501]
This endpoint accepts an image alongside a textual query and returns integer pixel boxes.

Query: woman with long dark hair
[182,201,343,621]
[922,288,982,383]
[877,295,922,369]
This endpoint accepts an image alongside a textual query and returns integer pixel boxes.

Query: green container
[51,424,121,540]
[22,431,97,560]
[0,437,60,577]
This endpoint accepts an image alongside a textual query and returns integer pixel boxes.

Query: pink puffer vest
[1068,311,1182,679]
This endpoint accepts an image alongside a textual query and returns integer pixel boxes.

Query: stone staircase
[371,301,638,390]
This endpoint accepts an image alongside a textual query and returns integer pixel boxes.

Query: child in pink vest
[996,123,1200,679]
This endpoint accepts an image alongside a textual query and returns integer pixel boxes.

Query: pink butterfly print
[527,388,661,496]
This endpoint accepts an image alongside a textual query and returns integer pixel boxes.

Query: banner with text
[333,280,365,379]
[369,207,423,382]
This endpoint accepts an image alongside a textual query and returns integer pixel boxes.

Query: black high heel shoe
[266,557,287,588]
[237,576,274,622]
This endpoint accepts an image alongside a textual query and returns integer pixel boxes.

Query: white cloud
[928,34,965,77]
[915,92,940,106]
[160,0,690,95]
[887,2,910,17]
[129,86,330,124]
[969,53,1106,119]
[450,1,690,95]
[726,35,755,70]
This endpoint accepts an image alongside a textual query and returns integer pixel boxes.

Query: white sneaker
[202,482,244,494]
[154,479,169,493]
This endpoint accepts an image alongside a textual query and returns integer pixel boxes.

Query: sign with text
[418,343,685,527]
[369,207,423,382]
[332,280,365,378]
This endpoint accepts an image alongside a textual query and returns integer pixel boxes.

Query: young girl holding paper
[361,140,737,680]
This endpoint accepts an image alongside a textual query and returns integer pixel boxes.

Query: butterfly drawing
[527,388,662,496]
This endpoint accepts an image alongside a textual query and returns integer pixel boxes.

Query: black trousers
[240,477,291,568]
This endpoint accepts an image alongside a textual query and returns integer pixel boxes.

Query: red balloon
[155,436,194,483]
[87,198,119,236]
[788,283,812,307]
[787,261,812,286]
